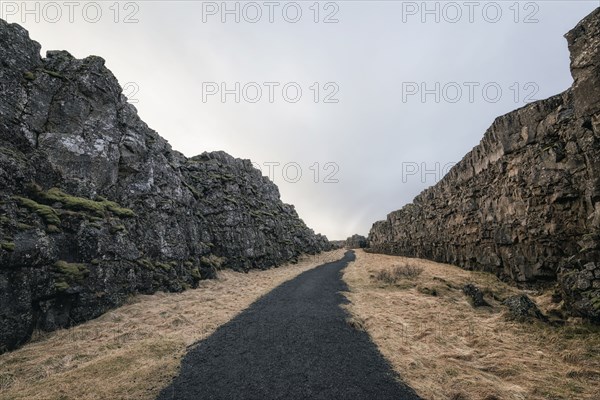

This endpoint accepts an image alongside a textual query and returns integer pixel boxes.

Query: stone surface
[345,234,368,249]
[0,19,329,352]
[367,8,600,322]
[502,295,548,323]
[462,284,489,308]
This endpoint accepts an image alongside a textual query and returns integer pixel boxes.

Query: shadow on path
[157,250,421,400]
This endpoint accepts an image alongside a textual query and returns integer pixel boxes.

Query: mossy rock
[201,254,226,270]
[105,204,136,218]
[13,196,61,226]
[0,147,27,162]
[136,258,154,270]
[46,224,61,233]
[57,209,88,219]
[109,225,127,234]
[53,261,89,282]
[155,262,172,272]
[54,281,70,292]
[190,267,201,279]
[16,222,33,230]
[38,188,136,218]
[1,242,15,252]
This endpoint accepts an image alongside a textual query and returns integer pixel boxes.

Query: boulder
[462,284,489,308]
[503,295,548,323]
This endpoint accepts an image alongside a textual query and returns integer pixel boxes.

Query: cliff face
[0,20,329,352]
[368,8,600,322]
[345,234,367,249]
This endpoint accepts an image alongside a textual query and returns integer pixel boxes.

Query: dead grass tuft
[374,264,423,284]
[0,250,345,400]
[346,315,367,332]
[342,250,600,400]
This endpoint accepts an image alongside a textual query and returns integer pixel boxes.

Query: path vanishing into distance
[157,251,421,400]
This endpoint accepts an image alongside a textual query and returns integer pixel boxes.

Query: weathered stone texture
[0,19,329,352]
[368,9,600,322]
[345,234,367,249]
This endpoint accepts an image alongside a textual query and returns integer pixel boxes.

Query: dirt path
[157,250,421,399]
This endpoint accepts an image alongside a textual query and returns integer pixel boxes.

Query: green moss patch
[23,71,35,81]
[190,267,201,279]
[38,188,136,218]
[46,224,61,233]
[155,262,172,272]
[201,254,226,270]
[109,225,126,234]
[53,261,89,281]
[105,204,136,218]
[136,258,154,270]
[1,242,15,252]
[16,222,33,230]
[54,281,70,291]
[14,196,61,226]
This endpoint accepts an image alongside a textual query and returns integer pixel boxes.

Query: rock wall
[0,19,329,352]
[367,8,600,322]
[345,234,367,249]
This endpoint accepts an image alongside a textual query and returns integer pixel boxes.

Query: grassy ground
[0,249,345,400]
[342,250,600,400]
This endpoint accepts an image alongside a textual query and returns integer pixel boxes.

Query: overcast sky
[3,1,599,239]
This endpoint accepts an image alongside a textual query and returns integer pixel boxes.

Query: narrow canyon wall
[0,19,329,352]
[345,234,367,249]
[368,8,600,322]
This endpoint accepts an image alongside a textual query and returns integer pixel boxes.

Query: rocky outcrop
[462,284,489,308]
[345,234,367,249]
[0,19,329,352]
[367,8,600,322]
[503,295,548,323]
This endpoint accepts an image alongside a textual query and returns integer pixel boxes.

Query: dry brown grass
[374,264,424,284]
[0,250,345,400]
[342,250,600,400]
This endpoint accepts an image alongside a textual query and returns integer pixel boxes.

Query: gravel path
[157,250,421,399]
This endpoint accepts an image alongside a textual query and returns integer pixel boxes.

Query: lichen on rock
[0,18,330,353]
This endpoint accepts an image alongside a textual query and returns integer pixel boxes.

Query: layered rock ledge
[367,8,600,322]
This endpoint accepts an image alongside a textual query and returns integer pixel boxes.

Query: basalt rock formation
[367,8,600,322]
[0,19,329,352]
[345,234,367,249]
